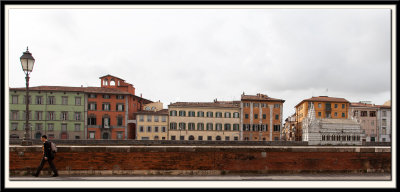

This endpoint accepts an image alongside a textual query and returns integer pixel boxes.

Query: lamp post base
[21,140,33,146]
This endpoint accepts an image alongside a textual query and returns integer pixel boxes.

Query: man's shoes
[52,174,59,177]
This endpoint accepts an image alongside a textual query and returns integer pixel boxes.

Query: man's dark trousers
[34,156,58,176]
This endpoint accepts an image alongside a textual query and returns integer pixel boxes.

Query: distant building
[377,104,391,142]
[168,101,241,141]
[349,102,379,142]
[240,93,285,141]
[302,103,362,145]
[295,96,350,141]
[282,114,296,141]
[135,108,169,140]
[9,86,85,140]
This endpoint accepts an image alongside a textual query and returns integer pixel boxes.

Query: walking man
[33,135,58,177]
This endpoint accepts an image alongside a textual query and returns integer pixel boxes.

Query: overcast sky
[7,7,392,119]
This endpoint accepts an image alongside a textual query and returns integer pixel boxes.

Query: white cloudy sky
[7,7,392,119]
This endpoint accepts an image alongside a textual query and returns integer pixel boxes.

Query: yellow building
[168,101,241,141]
[135,109,168,140]
[294,96,350,141]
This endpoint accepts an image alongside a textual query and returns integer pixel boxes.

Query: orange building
[86,75,151,140]
[240,93,285,141]
[294,96,350,141]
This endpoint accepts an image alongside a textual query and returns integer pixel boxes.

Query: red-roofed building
[86,75,152,140]
[294,96,350,141]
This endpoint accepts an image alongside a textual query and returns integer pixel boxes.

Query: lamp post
[20,47,35,146]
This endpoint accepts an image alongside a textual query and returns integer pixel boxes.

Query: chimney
[140,93,142,98]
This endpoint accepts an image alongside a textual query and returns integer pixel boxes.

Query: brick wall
[9,145,391,176]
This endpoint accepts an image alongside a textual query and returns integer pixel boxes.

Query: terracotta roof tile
[241,94,285,102]
[169,101,240,108]
[295,96,349,108]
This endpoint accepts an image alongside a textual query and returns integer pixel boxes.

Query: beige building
[168,101,241,141]
[350,102,378,142]
[135,109,169,140]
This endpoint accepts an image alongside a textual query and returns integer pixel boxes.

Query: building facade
[135,109,169,140]
[377,104,391,142]
[9,86,85,140]
[168,101,241,141]
[240,93,285,141]
[349,102,378,142]
[282,114,296,141]
[295,96,350,141]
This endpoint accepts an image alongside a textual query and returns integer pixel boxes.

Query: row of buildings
[9,75,391,144]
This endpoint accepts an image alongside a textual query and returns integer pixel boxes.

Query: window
[35,111,43,120]
[382,127,386,134]
[254,114,258,119]
[147,115,152,122]
[75,124,81,131]
[334,112,338,117]
[23,96,32,104]
[198,111,204,117]
[11,111,19,120]
[179,111,186,117]
[216,112,223,118]
[273,125,280,132]
[162,116,167,122]
[102,116,110,128]
[154,126,159,132]
[170,122,177,130]
[197,123,204,131]
[274,137,279,141]
[170,110,177,116]
[116,104,124,111]
[139,115,144,122]
[233,112,240,118]
[61,112,68,121]
[245,114,249,119]
[12,95,18,104]
[382,119,387,126]
[318,112,322,117]
[263,114,266,119]
[61,124,67,132]
[216,136,221,140]
[11,123,18,131]
[245,103,250,107]
[154,136,159,140]
[180,136,185,140]
[342,104,345,108]
[188,111,196,117]
[198,136,203,141]
[88,102,97,110]
[224,124,231,131]
[318,103,321,108]
[47,111,55,120]
[225,136,230,141]
[361,111,368,117]
[62,96,68,105]
[274,104,280,108]
[36,96,43,105]
[206,111,213,117]
[275,114,279,120]
[75,112,81,121]
[147,126,152,132]
[89,132,95,139]
[342,113,345,117]
[233,124,239,131]
[216,123,222,131]
[162,126,166,132]
[117,116,123,126]
[171,136,176,140]
[369,111,376,117]
[154,116,159,122]
[254,103,259,108]
[383,111,387,117]
[139,126,144,132]
[234,136,239,141]
[207,136,212,141]
[102,103,110,111]
[224,112,231,118]
[48,123,54,131]
[188,123,195,130]
[334,104,338,108]
[206,123,213,131]
[103,94,110,99]
[179,122,186,130]
[89,94,97,98]
[117,95,124,99]
[88,115,96,125]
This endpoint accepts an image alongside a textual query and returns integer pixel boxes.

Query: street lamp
[20,47,35,146]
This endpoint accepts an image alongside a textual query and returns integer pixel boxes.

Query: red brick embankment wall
[9,146,391,176]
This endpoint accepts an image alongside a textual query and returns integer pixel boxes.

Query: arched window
[216,136,221,140]
[189,135,195,140]
[103,79,108,86]
[110,79,116,86]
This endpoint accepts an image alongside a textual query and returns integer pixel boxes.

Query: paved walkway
[9,173,391,181]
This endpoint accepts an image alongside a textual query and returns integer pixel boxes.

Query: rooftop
[295,96,349,107]
[135,109,168,115]
[169,101,240,108]
[241,93,285,102]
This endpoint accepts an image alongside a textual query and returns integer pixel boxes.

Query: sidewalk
[9,173,392,181]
